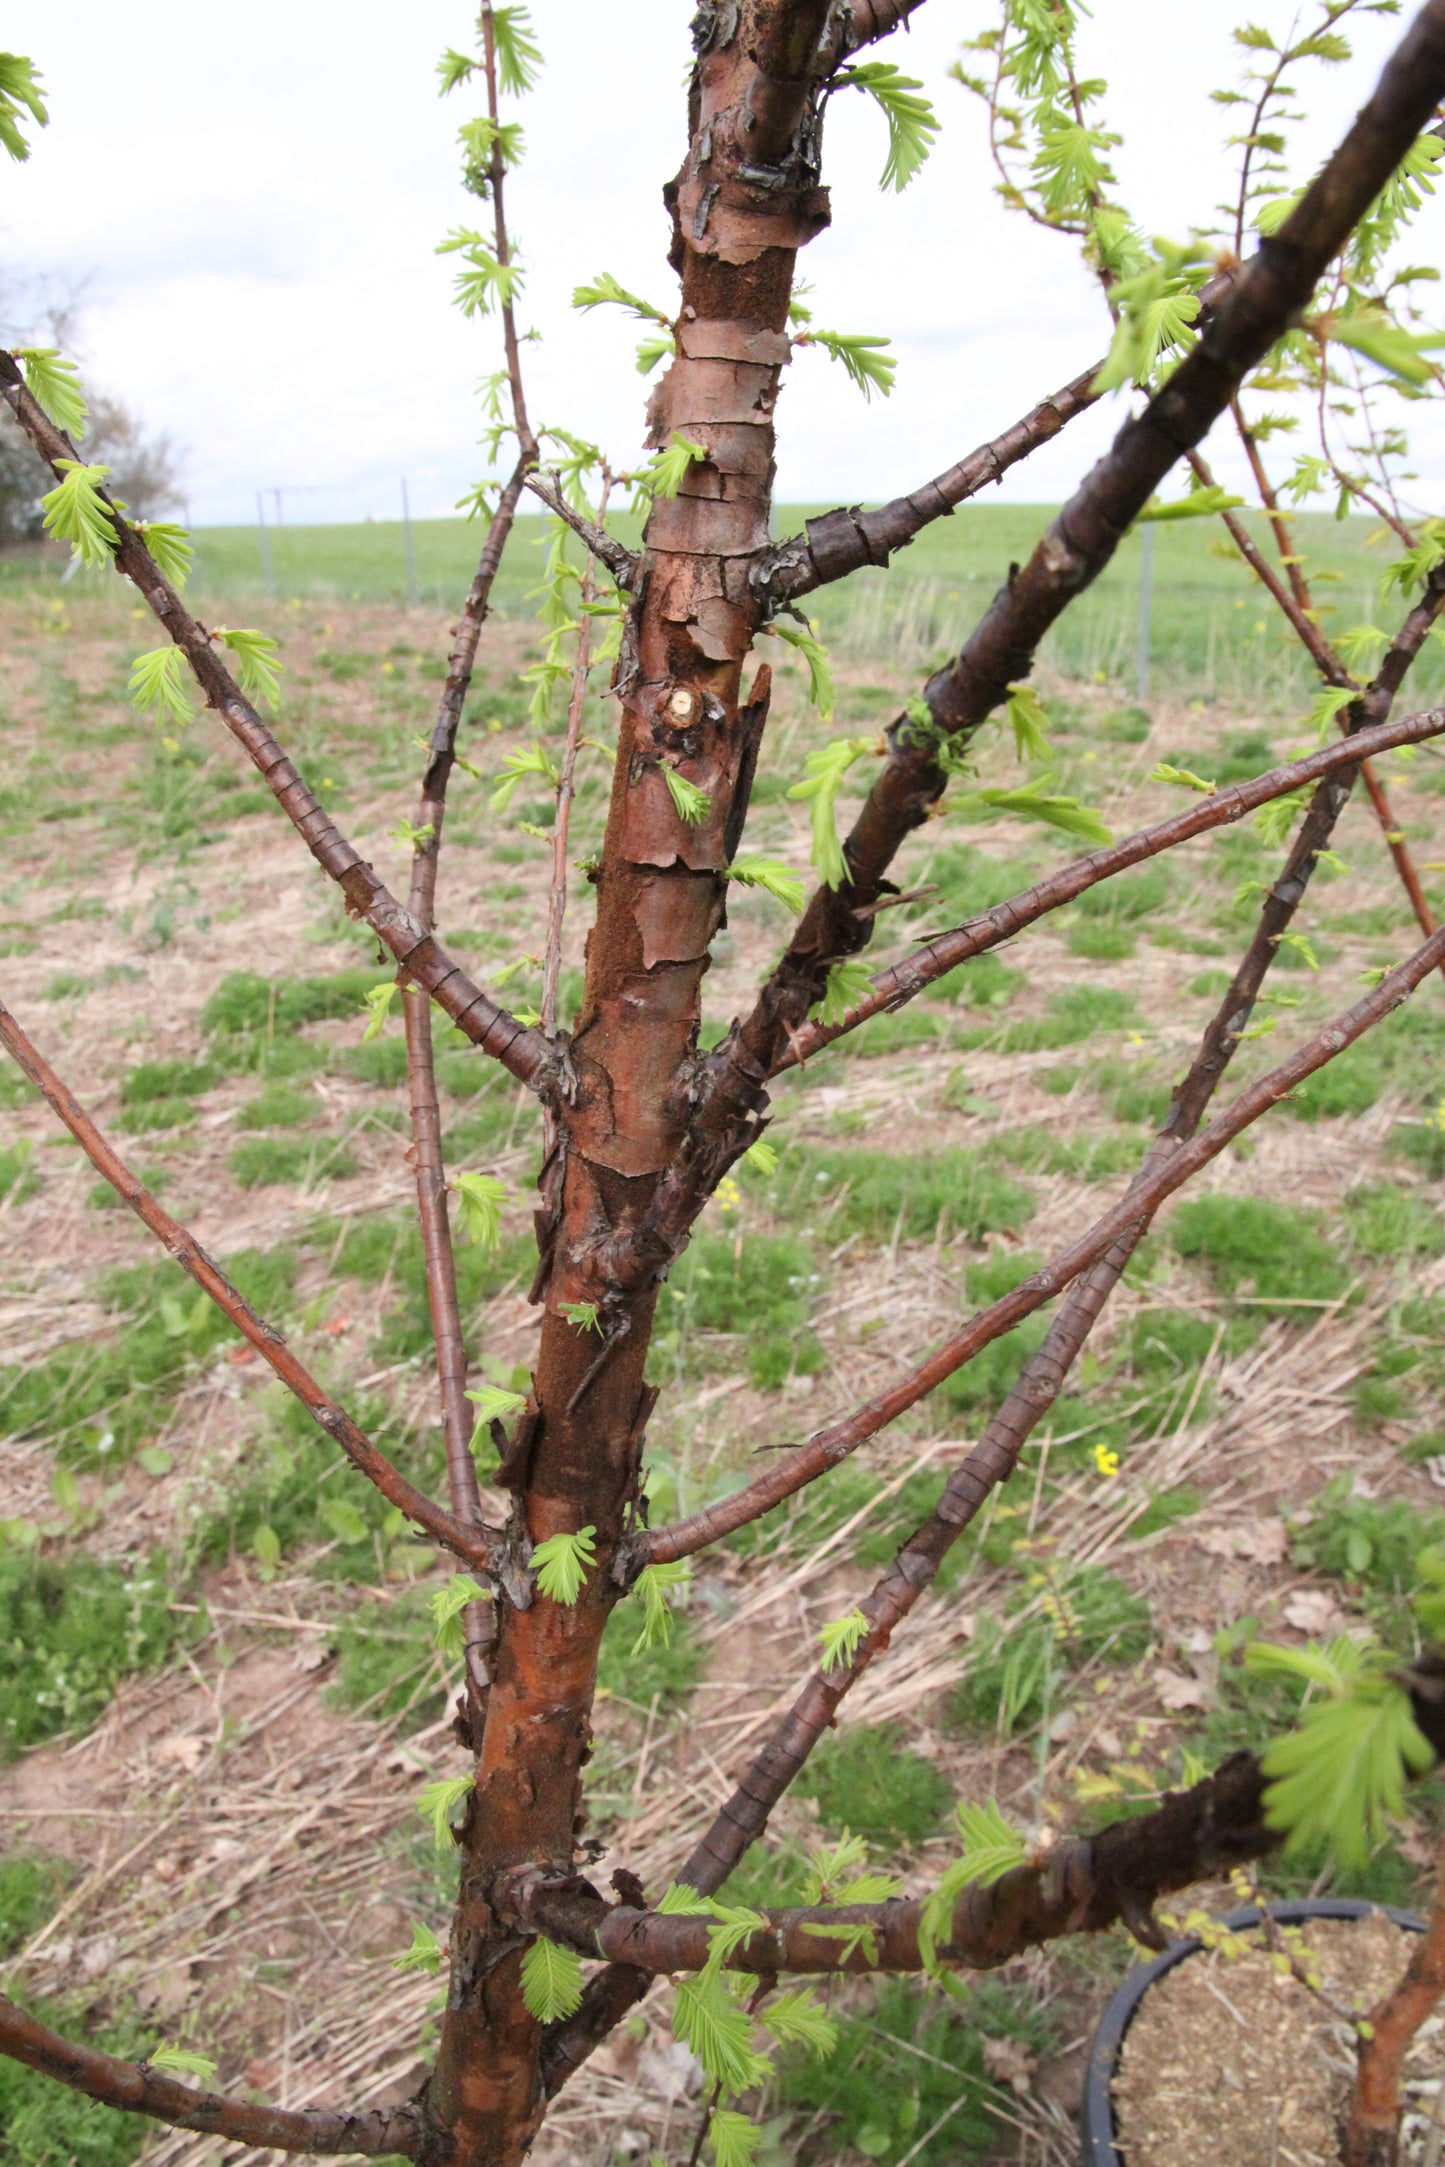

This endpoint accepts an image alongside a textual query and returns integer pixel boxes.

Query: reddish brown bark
[1345,1829,1445,2165]
[11,4,1445,2159]
[0,1995,420,2155]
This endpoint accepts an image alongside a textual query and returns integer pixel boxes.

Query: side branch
[775,703,1445,1069]
[0,1994,421,2157]
[731,0,1445,1071]
[524,471,638,589]
[0,997,496,1572]
[528,1684,1444,1983]
[636,915,1445,1566]
[404,463,532,1571]
[761,362,1102,603]
[0,355,551,1093]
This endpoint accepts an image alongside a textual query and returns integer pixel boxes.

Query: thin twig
[525,469,636,591]
[0,996,496,1572]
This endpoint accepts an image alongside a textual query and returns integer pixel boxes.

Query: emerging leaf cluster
[215,626,283,709]
[391,1921,445,1975]
[416,1774,475,1851]
[796,328,896,401]
[520,1935,584,2022]
[628,1560,690,1654]
[531,1525,597,1606]
[840,62,940,191]
[918,1799,1031,1975]
[1247,1634,1433,1868]
[453,1171,509,1249]
[40,461,118,570]
[129,647,194,728]
[15,347,86,439]
[636,432,707,503]
[0,52,46,162]
[431,1573,489,1662]
[787,735,877,889]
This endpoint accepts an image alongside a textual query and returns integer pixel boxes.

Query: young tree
[5,6,1445,2163]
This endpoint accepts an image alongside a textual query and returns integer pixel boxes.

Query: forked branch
[0,1994,420,2157]
[0,997,496,1571]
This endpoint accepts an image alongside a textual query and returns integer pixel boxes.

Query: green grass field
[4,499,1431,714]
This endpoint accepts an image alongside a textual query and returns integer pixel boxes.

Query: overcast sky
[6,1,1444,525]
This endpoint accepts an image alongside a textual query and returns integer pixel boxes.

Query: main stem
[422,9,835,2160]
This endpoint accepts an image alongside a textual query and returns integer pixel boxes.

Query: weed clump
[775,1976,1053,2166]
[657,1230,824,1389]
[229,1134,358,1188]
[789,1148,1034,1247]
[1169,1195,1350,1305]
[0,1246,295,1461]
[947,1567,1153,1739]
[795,1721,952,1848]
[0,1549,191,1758]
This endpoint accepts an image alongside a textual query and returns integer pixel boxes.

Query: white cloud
[6,1,1442,523]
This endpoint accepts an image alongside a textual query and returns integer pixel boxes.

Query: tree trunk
[422,8,836,2158]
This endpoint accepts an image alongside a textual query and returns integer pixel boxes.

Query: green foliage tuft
[661,765,712,825]
[728,857,805,912]
[532,1525,597,1605]
[787,735,876,886]
[801,328,896,399]
[40,461,118,569]
[0,52,48,162]
[129,647,194,727]
[453,1171,508,1249]
[16,348,86,438]
[215,627,283,709]
[520,1935,584,2021]
[1250,1635,1433,1869]
[842,62,940,190]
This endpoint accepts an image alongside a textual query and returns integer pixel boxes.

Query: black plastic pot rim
[1080,1895,1426,2166]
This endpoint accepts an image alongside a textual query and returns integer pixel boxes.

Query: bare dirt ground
[1,574,1443,2167]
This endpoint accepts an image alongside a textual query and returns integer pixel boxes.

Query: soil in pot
[1112,1912,1445,2165]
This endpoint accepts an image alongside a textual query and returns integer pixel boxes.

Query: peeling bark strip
[774,702,1445,1068]
[424,9,852,2162]
[0,1993,421,2156]
[0,359,549,1092]
[0,998,495,1572]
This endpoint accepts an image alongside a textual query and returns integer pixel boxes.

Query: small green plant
[796,1722,953,1848]
[0,1551,192,1760]
[1169,1194,1351,1305]
[228,1135,359,1188]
